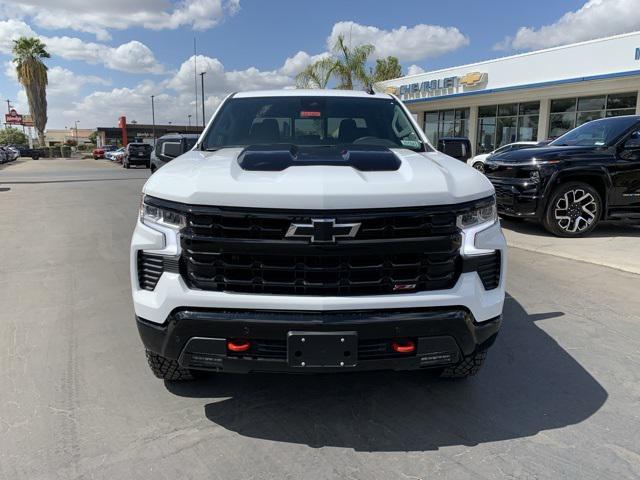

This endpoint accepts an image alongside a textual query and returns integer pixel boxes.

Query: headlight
[140,197,186,231]
[457,200,497,229]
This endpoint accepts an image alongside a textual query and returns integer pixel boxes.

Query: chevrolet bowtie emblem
[459,71,487,87]
[285,219,361,243]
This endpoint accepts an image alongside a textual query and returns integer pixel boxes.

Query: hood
[143,147,494,209]
[490,145,601,163]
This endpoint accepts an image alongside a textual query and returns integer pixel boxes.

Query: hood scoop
[237,144,401,172]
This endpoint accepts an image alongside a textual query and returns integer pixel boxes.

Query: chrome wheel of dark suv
[543,182,601,237]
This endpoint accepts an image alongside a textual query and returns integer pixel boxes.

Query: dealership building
[378,31,640,156]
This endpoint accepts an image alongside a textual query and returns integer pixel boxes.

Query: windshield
[202,96,428,152]
[550,116,639,147]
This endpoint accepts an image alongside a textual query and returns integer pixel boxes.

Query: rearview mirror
[162,142,182,159]
[437,138,472,161]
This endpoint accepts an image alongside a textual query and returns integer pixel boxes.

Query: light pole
[74,120,79,145]
[199,71,206,129]
[150,95,156,147]
[188,114,192,133]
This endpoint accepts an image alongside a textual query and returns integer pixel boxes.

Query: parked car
[484,115,640,236]
[93,145,117,159]
[123,142,152,169]
[131,89,505,381]
[105,147,125,161]
[0,147,9,164]
[8,144,42,160]
[436,137,472,161]
[468,141,539,173]
[113,150,125,164]
[3,145,20,161]
[150,133,199,173]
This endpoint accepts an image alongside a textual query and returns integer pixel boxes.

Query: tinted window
[550,116,639,147]
[203,96,428,152]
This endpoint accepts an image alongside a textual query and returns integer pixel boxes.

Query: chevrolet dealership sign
[393,71,488,99]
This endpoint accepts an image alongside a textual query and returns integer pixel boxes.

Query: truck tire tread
[145,350,194,381]
[440,350,487,379]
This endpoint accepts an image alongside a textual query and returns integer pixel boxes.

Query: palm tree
[12,37,50,146]
[332,34,374,90]
[295,58,336,89]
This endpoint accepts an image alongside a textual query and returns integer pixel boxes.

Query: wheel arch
[543,169,611,218]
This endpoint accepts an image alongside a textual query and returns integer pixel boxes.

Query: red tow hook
[391,339,415,354]
[227,339,251,353]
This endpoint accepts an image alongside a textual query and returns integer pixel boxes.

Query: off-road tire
[440,350,487,379]
[145,349,194,381]
[543,181,601,237]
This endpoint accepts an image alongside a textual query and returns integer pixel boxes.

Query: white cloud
[1,0,240,40]
[407,64,426,76]
[495,0,640,51]
[165,54,293,96]
[0,20,163,74]
[36,54,298,129]
[280,51,331,77]
[327,21,469,62]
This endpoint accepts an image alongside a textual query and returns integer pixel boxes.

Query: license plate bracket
[287,331,357,367]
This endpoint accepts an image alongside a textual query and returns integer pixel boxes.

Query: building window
[423,108,469,146]
[549,92,637,138]
[476,102,540,154]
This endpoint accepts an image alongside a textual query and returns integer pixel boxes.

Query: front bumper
[490,178,543,218]
[137,308,501,373]
[130,220,507,325]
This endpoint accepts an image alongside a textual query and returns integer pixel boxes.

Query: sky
[0,0,639,130]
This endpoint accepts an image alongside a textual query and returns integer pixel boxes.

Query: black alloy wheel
[543,182,601,237]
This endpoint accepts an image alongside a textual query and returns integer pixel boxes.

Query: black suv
[123,142,153,169]
[150,133,199,173]
[485,115,640,236]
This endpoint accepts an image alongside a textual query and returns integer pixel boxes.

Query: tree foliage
[12,37,50,147]
[296,34,376,91]
[373,56,402,83]
[332,34,375,90]
[0,127,28,145]
[295,57,336,89]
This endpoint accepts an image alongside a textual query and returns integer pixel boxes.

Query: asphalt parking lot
[1,158,639,479]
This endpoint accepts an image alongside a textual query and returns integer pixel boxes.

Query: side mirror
[437,138,472,161]
[162,142,182,159]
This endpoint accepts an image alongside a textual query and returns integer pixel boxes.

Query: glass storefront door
[476,102,540,153]
[423,108,470,146]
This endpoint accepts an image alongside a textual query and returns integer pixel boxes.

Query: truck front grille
[179,205,463,296]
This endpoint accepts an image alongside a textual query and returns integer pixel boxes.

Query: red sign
[5,108,22,125]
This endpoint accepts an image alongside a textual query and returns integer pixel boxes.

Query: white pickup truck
[130,89,506,381]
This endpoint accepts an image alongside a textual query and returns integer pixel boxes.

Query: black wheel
[124,160,130,169]
[32,154,40,160]
[543,182,601,237]
[440,350,487,379]
[150,165,156,173]
[472,161,485,173]
[145,350,194,381]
